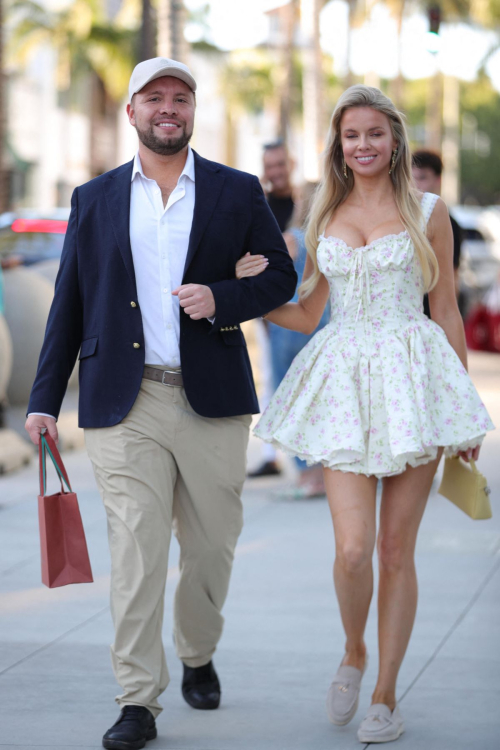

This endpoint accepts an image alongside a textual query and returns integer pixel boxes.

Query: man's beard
[136,122,192,155]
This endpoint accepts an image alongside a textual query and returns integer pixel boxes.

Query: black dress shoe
[247,460,282,478]
[182,660,221,710]
[102,705,157,750]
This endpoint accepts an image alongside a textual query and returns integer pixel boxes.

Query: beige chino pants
[85,370,251,717]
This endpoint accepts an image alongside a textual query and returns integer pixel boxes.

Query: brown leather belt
[143,366,183,387]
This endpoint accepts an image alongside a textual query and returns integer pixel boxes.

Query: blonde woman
[237,86,494,743]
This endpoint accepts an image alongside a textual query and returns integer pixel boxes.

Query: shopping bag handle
[39,432,72,497]
[451,455,479,474]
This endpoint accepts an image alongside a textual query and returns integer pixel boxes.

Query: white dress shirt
[30,146,196,419]
[130,145,195,367]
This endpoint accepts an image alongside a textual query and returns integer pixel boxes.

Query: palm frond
[7,24,51,65]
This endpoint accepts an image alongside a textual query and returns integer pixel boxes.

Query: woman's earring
[389,149,398,175]
[343,159,348,179]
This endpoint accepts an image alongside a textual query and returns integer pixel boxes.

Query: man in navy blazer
[26,58,296,749]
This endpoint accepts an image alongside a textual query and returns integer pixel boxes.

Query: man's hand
[172,284,216,320]
[1,255,22,270]
[25,415,58,446]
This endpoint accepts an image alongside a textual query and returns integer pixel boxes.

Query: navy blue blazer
[28,151,297,426]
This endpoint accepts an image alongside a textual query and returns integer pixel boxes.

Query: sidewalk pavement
[0,352,499,750]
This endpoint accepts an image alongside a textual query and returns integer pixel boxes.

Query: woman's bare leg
[372,451,443,709]
[323,469,378,669]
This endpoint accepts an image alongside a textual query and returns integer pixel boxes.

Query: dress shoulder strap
[420,192,440,228]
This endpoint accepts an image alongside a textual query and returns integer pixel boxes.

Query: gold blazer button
[130,301,137,308]
[133,342,141,349]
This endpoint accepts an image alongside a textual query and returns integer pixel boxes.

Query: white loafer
[326,654,368,726]
[357,703,405,743]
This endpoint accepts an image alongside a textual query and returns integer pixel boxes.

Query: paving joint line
[1,553,40,576]
[398,553,500,705]
[0,604,109,678]
[241,492,287,525]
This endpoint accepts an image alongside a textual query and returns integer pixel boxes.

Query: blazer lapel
[103,161,136,289]
[183,152,225,277]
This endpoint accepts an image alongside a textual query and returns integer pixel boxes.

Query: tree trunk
[279,0,298,144]
[0,0,8,212]
[301,0,323,181]
[426,67,442,151]
[344,0,356,88]
[392,0,405,107]
[140,0,156,62]
[157,1,188,61]
[224,105,236,169]
[441,75,460,205]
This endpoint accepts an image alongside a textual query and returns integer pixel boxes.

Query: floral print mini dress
[254,193,494,477]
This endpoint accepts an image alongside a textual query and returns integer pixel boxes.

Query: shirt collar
[131,145,195,184]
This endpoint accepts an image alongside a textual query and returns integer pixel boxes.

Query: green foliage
[390,75,500,204]
[222,48,303,118]
[460,73,500,203]
[222,52,276,114]
[401,78,429,138]
[471,0,500,25]
[322,62,345,123]
[191,40,221,54]
[488,0,500,22]
[7,0,138,101]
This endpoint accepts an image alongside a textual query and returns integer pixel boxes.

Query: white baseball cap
[129,57,197,101]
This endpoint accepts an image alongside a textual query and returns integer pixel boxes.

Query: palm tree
[301,0,327,179]
[140,0,155,62]
[279,0,300,142]
[384,0,406,106]
[0,0,7,212]
[344,0,359,88]
[7,0,138,174]
[472,0,500,69]
[157,0,189,60]
[424,0,471,149]
[221,49,277,166]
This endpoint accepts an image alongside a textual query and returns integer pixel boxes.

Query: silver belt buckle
[161,369,180,387]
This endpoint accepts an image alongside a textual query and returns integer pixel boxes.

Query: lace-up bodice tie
[344,249,371,321]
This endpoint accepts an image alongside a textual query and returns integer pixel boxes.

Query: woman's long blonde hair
[300,85,439,298]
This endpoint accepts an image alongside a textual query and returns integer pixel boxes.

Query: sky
[184,0,500,92]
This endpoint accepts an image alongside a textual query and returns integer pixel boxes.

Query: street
[0,351,499,750]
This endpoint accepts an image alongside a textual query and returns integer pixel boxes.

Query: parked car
[450,205,500,316]
[0,209,69,268]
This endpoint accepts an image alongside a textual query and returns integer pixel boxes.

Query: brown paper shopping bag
[38,432,93,588]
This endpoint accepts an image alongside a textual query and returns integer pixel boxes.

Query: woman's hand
[457,445,480,463]
[235,252,268,279]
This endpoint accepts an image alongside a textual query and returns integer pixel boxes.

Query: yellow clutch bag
[438,456,492,520]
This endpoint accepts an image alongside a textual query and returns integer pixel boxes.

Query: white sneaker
[357,703,405,743]
[326,655,368,726]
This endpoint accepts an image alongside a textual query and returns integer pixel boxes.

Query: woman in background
[238,183,329,498]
